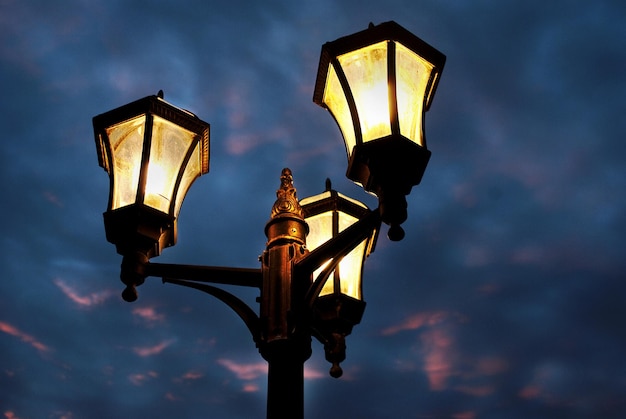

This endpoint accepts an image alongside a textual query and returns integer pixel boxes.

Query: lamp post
[92,21,444,419]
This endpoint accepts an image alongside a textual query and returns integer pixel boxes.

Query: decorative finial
[325,178,332,191]
[270,168,304,219]
[157,89,164,99]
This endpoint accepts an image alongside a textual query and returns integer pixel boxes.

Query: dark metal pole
[264,340,308,418]
[259,168,312,419]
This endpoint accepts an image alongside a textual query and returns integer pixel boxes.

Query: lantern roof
[313,21,446,112]
[93,93,210,175]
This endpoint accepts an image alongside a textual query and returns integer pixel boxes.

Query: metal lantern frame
[313,21,446,240]
[93,93,210,259]
[301,179,379,377]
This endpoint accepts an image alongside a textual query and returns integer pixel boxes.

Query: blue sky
[1,1,625,418]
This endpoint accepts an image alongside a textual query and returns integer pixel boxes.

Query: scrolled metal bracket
[162,277,261,344]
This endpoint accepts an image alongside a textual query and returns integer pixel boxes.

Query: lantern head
[313,21,445,240]
[93,92,209,300]
[300,179,379,377]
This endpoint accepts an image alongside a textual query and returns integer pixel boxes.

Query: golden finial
[270,168,304,219]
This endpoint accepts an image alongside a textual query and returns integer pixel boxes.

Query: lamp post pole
[259,168,311,418]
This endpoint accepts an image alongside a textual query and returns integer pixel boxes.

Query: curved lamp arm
[304,248,349,310]
[146,263,262,288]
[162,277,261,344]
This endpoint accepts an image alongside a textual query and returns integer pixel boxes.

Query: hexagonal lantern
[313,21,445,240]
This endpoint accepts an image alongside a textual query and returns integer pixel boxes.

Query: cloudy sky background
[1,0,625,418]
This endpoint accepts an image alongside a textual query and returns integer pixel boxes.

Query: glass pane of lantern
[174,139,202,218]
[301,191,369,300]
[395,43,435,146]
[106,115,146,210]
[334,211,363,299]
[144,115,195,213]
[304,210,335,296]
[338,41,391,143]
[323,65,356,159]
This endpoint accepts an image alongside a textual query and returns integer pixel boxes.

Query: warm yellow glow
[144,162,170,211]
[106,116,146,210]
[301,192,372,300]
[338,41,391,143]
[173,142,202,218]
[395,43,434,146]
[321,40,439,152]
[143,116,196,214]
[323,65,357,159]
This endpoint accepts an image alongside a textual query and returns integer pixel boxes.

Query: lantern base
[346,135,430,234]
[312,294,366,377]
[103,203,177,259]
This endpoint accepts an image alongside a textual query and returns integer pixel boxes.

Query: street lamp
[313,21,445,240]
[92,21,444,419]
[300,179,378,378]
[93,91,210,301]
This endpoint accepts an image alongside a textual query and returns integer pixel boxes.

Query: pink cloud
[303,366,325,380]
[181,371,203,380]
[173,370,204,384]
[0,321,50,353]
[4,411,19,419]
[517,363,568,404]
[165,392,182,401]
[383,312,508,395]
[217,358,267,381]
[421,328,455,391]
[242,383,259,393]
[53,278,112,307]
[381,311,455,336]
[128,371,158,386]
[132,339,175,357]
[132,306,165,323]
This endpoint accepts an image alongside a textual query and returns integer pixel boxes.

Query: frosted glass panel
[338,41,391,143]
[106,116,145,210]
[395,43,434,146]
[144,116,195,213]
[323,65,357,159]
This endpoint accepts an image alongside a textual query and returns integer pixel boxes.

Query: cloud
[383,312,509,394]
[217,358,267,381]
[421,328,455,391]
[180,371,204,381]
[381,311,463,336]
[53,278,112,308]
[303,366,325,380]
[132,306,165,324]
[242,383,259,393]
[0,321,51,353]
[128,371,158,386]
[132,340,175,357]
[2,1,626,418]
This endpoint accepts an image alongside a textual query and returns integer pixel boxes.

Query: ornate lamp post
[92,21,444,419]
